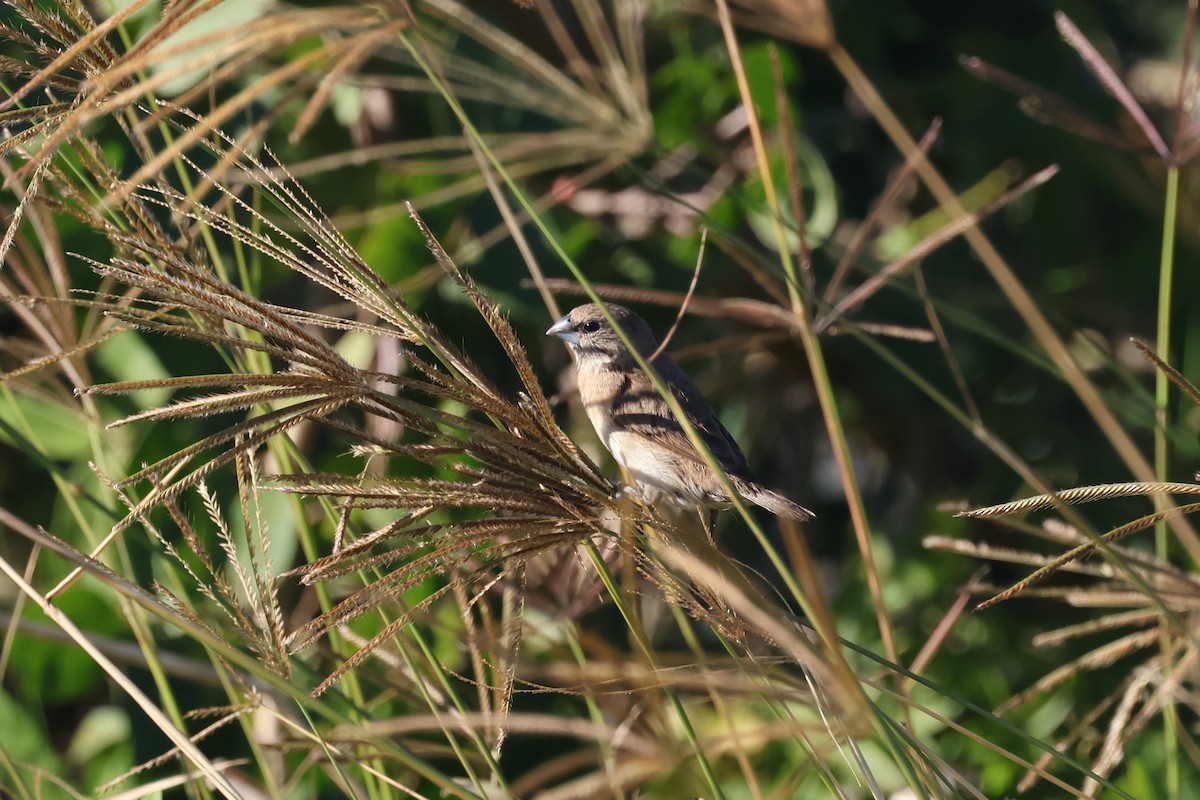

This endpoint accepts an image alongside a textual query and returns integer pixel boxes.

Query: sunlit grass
[0,1,1196,798]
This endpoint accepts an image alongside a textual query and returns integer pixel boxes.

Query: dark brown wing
[608,353,756,482]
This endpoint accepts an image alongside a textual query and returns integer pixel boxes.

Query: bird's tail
[731,477,815,520]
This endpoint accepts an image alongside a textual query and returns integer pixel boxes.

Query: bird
[546,303,813,520]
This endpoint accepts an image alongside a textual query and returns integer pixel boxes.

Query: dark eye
[580,320,601,333]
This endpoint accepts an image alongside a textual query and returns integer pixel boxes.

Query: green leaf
[0,392,92,461]
[94,330,171,411]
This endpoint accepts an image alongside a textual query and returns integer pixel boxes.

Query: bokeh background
[1,0,1198,797]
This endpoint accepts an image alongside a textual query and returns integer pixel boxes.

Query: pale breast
[606,429,691,496]
[579,371,620,451]
[578,367,679,494]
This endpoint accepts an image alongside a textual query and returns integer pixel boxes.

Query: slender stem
[714,0,898,669]
[583,541,727,800]
[393,27,831,638]
[828,43,1200,563]
[1155,165,1181,800]
[1155,166,1181,555]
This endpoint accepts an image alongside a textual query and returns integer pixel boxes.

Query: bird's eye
[580,320,601,333]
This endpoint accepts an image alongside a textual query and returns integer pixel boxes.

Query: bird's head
[546,303,657,368]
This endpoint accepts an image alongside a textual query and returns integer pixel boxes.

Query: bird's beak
[546,314,578,346]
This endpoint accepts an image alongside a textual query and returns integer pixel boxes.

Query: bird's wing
[610,355,755,480]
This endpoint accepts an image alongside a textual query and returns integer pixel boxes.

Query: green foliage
[1,0,1198,798]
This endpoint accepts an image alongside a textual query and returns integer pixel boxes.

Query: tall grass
[0,0,1196,798]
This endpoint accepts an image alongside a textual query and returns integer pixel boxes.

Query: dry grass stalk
[938,339,1200,791]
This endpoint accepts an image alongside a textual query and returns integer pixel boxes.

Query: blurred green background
[1,0,1197,797]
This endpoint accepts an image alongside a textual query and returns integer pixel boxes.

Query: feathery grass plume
[0,0,387,207]
[207,0,659,242]
[928,519,1200,795]
[0,0,654,239]
[7,98,715,788]
[0,5,860,793]
[932,339,1200,793]
[12,0,1185,796]
[62,122,668,681]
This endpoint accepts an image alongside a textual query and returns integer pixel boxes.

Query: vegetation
[0,0,1197,797]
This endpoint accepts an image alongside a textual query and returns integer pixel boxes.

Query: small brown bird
[547,303,813,520]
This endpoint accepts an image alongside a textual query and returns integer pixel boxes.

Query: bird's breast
[576,366,693,497]
[576,366,624,453]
